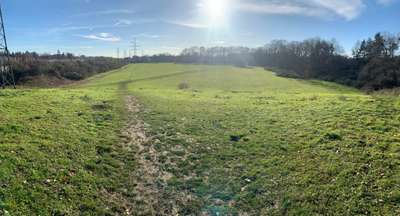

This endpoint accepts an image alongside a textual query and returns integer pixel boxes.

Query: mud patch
[91,101,112,111]
[121,96,177,215]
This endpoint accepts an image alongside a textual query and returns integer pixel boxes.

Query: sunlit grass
[87,64,399,215]
[1,64,399,215]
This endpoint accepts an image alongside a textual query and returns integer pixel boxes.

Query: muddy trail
[117,73,216,215]
[121,96,172,215]
[122,95,202,215]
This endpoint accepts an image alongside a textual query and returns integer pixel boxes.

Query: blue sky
[3,0,400,56]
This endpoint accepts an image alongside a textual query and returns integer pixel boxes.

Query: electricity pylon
[131,38,139,57]
[130,38,140,63]
[0,2,14,89]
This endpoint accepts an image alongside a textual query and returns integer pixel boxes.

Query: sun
[200,0,228,26]
[204,0,227,20]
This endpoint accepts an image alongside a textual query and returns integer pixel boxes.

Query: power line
[0,2,14,89]
[131,38,140,57]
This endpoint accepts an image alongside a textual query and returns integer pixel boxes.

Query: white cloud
[236,1,326,17]
[49,25,99,33]
[80,33,121,42]
[50,18,155,33]
[377,0,396,6]
[311,0,365,20]
[74,9,134,17]
[114,18,155,26]
[133,33,161,39]
[234,0,367,20]
[165,20,209,29]
[115,19,133,26]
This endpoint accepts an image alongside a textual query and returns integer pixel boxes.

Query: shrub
[338,95,347,101]
[357,57,400,90]
[178,82,190,89]
[7,52,127,85]
[324,132,342,141]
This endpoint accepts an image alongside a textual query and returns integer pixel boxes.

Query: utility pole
[0,2,14,89]
[117,48,120,59]
[131,38,140,63]
[131,38,139,57]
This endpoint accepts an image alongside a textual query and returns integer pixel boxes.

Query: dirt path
[122,96,176,215]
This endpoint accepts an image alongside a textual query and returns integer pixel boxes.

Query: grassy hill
[1,63,399,215]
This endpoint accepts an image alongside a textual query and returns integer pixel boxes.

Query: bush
[178,82,190,89]
[6,52,127,86]
[63,72,83,80]
[324,132,342,141]
[357,57,399,90]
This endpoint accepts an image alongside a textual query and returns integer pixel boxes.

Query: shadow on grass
[85,69,206,89]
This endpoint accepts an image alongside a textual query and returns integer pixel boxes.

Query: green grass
[0,87,136,215]
[1,63,400,215]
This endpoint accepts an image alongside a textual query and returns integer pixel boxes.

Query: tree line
[5,32,400,90]
[6,52,127,85]
[170,32,400,90]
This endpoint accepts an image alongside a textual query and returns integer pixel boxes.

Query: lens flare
[201,0,228,27]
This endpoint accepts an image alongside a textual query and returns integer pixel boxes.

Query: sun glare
[201,0,228,26]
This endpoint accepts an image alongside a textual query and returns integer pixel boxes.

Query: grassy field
[1,63,400,215]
